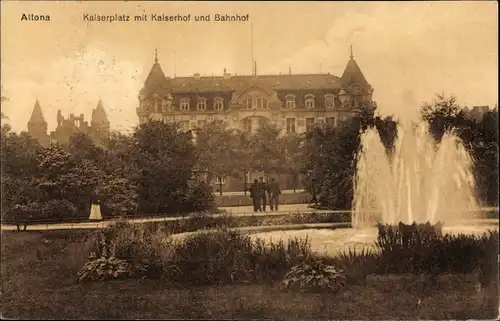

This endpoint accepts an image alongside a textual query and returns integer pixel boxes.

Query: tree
[249,122,285,175]
[131,120,206,214]
[421,93,461,141]
[421,94,499,206]
[281,132,305,192]
[196,120,242,195]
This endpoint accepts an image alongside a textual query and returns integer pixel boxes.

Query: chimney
[289,66,292,75]
[254,61,257,76]
[194,73,201,80]
[223,69,232,80]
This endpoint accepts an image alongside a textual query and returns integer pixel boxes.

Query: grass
[1,228,499,319]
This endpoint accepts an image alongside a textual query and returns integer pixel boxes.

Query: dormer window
[304,94,315,109]
[325,94,335,108]
[197,97,207,111]
[285,94,296,109]
[180,98,190,111]
[214,97,224,111]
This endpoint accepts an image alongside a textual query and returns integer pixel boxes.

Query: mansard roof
[143,73,342,96]
[28,100,47,124]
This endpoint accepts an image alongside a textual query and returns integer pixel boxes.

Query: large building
[137,49,376,133]
[27,99,110,147]
[137,49,377,191]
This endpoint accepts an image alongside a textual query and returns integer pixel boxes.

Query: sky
[1,1,498,133]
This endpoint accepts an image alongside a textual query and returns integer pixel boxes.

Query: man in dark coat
[258,177,268,212]
[268,178,281,211]
[248,179,261,212]
[309,178,319,206]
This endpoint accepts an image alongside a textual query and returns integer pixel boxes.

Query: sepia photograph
[1,1,498,319]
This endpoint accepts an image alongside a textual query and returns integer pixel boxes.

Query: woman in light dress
[89,199,103,220]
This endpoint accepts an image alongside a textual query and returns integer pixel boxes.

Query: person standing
[268,178,281,211]
[248,179,261,212]
[309,178,319,206]
[258,177,268,212]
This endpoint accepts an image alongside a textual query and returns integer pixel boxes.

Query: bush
[181,178,216,212]
[80,224,316,285]
[76,257,146,282]
[2,202,41,224]
[40,199,78,220]
[282,261,346,293]
[373,222,499,281]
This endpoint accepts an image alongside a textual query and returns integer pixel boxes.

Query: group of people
[248,177,281,212]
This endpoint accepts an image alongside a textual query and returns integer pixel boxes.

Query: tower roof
[91,99,110,127]
[28,100,47,124]
[140,49,169,97]
[341,47,371,89]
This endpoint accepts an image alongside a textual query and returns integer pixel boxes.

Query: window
[325,94,335,108]
[285,95,296,109]
[316,118,325,129]
[255,97,268,109]
[197,120,207,128]
[197,97,207,111]
[305,95,315,109]
[245,98,253,109]
[214,97,224,111]
[180,121,189,131]
[214,175,227,185]
[180,98,190,111]
[242,118,252,133]
[155,99,162,112]
[306,117,316,131]
[326,117,336,127]
[286,118,296,133]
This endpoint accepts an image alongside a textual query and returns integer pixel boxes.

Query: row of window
[285,94,336,109]
[150,93,338,113]
[240,117,338,134]
[179,97,225,112]
[286,117,337,133]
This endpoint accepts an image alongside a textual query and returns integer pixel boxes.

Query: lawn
[1,230,498,320]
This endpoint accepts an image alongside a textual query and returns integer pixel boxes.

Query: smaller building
[27,99,110,147]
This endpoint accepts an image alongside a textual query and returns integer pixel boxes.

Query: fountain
[352,120,479,228]
[251,117,496,256]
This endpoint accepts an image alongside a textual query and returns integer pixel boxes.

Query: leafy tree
[69,132,105,165]
[250,122,285,175]
[195,120,241,195]
[421,93,461,141]
[281,132,305,191]
[131,120,207,214]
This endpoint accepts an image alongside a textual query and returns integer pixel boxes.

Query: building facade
[27,99,110,147]
[137,50,377,192]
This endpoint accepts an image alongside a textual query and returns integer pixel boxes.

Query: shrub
[180,178,216,213]
[87,221,174,279]
[80,224,316,285]
[76,257,146,282]
[40,199,78,220]
[336,247,380,284]
[373,222,499,280]
[282,261,346,293]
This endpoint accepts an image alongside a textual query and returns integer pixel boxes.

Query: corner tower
[338,46,376,113]
[137,49,172,123]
